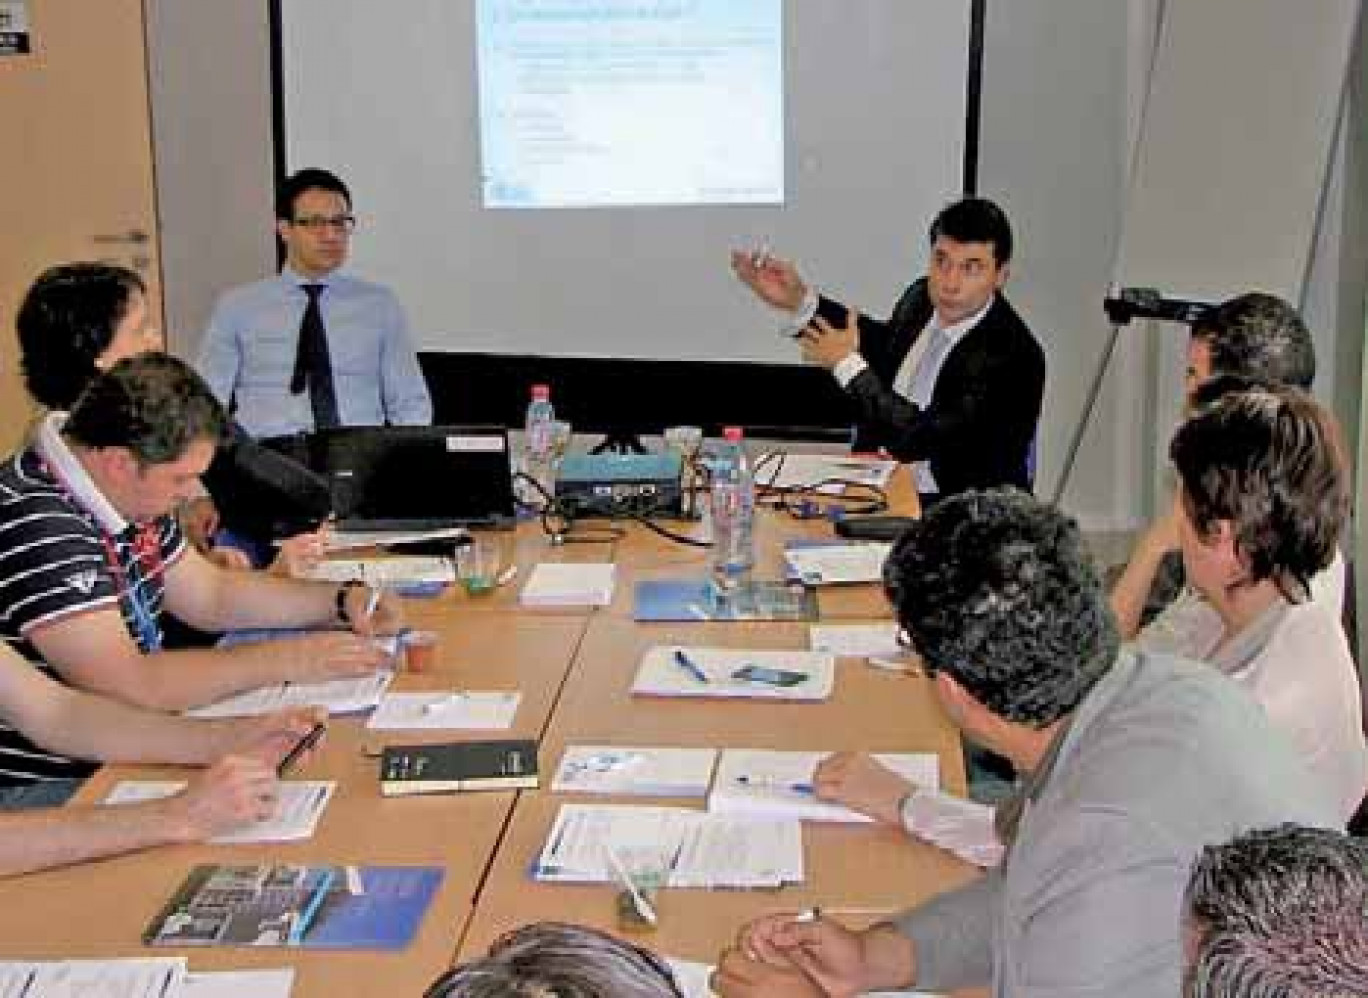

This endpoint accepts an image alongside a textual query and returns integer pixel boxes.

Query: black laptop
[303,425,517,530]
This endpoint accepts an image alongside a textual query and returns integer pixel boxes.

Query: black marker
[277,722,327,777]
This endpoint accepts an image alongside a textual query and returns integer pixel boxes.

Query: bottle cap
[531,384,550,400]
[723,426,743,442]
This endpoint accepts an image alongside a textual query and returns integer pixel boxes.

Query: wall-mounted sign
[0,2,30,56]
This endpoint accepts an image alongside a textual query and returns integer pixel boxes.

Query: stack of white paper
[186,671,394,718]
[366,690,522,730]
[784,543,891,585]
[552,746,718,797]
[535,804,803,889]
[709,750,939,823]
[105,781,336,843]
[759,453,898,494]
[303,556,456,585]
[520,563,616,606]
[903,790,1004,868]
[632,647,835,701]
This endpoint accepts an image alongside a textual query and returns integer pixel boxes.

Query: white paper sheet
[105,781,335,843]
[183,969,295,997]
[302,556,456,584]
[186,671,394,718]
[366,691,521,730]
[632,646,835,701]
[535,804,803,889]
[809,623,903,658]
[0,958,186,998]
[552,746,717,797]
[324,526,469,553]
[520,563,616,606]
[710,750,939,823]
[784,543,891,585]
[758,454,897,494]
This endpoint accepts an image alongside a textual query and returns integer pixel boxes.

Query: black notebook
[380,739,539,797]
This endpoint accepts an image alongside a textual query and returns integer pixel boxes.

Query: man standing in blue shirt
[197,168,432,440]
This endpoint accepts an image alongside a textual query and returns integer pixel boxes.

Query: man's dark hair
[1192,292,1316,390]
[64,353,227,467]
[425,922,683,998]
[928,197,1014,266]
[17,262,147,410]
[883,488,1118,725]
[1184,824,1368,997]
[275,167,352,221]
[1171,384,1346,600]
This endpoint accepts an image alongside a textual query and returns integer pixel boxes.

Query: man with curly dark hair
[717,490,1334,998]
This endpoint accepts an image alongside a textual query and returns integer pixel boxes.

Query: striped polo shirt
[0,414,186,786]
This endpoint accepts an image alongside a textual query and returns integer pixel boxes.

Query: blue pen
[735,775,815,795]
[672,649,710,684]
[289,867,336,945]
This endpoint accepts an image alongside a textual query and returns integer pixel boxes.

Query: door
[0,0,161,451]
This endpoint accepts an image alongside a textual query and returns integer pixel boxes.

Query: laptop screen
[304,425,517,530]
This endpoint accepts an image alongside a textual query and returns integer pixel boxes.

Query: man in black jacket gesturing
[732,197,1045,505]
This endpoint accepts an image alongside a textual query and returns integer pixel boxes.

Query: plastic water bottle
[522,384,556,506]
[709,426,755,588]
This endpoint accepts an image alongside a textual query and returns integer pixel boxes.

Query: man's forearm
[183,570,338,634]
[85,644,301,713]
[0,798,192,877]
[32,684,229,765]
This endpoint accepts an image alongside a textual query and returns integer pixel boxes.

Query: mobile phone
[792,302,849,339]
[277,721,327,776]
[731,665,809,687]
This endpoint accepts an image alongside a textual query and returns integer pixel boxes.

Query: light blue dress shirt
[197,267,433,438]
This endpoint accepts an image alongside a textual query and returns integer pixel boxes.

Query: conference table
[0,467,986,997]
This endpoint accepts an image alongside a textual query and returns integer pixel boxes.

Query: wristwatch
[336,580,366,623]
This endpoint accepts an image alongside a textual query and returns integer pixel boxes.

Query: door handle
[92,229,151,245]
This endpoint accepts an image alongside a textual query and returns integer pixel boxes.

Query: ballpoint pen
[735,775,814,795]
[277,721,327,777]
[364,583,383,620]
[672,649,710,684]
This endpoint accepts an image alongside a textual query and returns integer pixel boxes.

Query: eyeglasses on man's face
[291,214,357,234]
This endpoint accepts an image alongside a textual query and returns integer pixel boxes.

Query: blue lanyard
[100,530,164,653]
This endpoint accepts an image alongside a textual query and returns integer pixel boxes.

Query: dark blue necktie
[289,283,340,430]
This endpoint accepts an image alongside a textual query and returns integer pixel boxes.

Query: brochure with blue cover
[145,864,443,950]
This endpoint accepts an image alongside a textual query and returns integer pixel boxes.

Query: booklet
[709,750,939,823]
[634,580,818,622]
[106,781,335,843]
[632,646,835,701]
[551,746,718,797]
[145,864,443,950]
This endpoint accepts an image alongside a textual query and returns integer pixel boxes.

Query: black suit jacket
[816,278,1045,496]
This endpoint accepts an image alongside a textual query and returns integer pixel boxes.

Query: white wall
[977,0,1133,530]
[145,0,1367,536]
[145,0,276,354]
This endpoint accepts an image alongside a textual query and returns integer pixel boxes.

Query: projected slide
[476,0,784,208]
